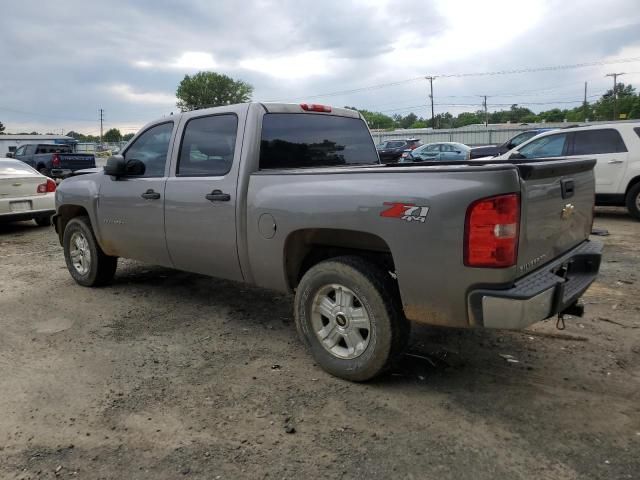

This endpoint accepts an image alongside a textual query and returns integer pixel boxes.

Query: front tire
[63,216,117,286]
[626,183,640,220]
[294,256,409,381]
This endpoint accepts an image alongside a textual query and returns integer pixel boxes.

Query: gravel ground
[0,208,638,480]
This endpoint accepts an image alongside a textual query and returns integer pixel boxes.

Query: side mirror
[104,155,146,177]
[508,151,525,160]
[5,152,14,158]
[104,155,126,176]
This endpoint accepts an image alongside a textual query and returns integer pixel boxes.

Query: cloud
[0,0,638,133]
[106,84,176,106]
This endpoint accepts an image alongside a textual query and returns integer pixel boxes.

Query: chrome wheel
[635,192,640,211]
[69,231,91,275]
[311,284,372,360]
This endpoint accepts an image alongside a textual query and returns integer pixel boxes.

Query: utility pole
[482,95,488,126]
[99,108,104,145]
[425,76,436,129]
[605,73,624,121]
[583,81,588,122]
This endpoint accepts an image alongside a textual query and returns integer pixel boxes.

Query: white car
[496,122,640,219]
[0,158,56,226]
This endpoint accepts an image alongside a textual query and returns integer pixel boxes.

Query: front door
[96,122,175,266]
[164,112,244,281]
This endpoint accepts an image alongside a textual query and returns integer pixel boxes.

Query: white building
[0,135,77,156]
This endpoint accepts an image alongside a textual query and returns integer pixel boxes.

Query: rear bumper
[467,240,603,329]
[50,169,74,179]
[0,208,55,223]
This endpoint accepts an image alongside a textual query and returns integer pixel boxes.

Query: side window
[572,129,627,155]
[634,127,640,139]
[25,145,36,155]
[388,141,405,148]
[177,114,238,176]
[425,144,439,152]
[518,134,568,159]
[124,123,173,177]
[15,146,26,156]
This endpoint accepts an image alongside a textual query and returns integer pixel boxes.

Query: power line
[277,56,640,101]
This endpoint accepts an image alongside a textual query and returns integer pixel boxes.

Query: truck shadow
[108,262,553,389]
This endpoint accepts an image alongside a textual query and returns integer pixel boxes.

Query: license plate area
[10,200,32,212]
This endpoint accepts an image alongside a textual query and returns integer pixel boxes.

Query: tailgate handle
[561,179,575,199]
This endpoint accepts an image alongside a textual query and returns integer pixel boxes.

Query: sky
[0,0,639,135]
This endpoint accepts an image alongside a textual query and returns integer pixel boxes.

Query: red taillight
[51,153,61,167]
[37,179,56,194]
[464,193,520,268]
[300,103,332,113]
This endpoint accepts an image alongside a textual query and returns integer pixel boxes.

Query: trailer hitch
[556,301,585,330]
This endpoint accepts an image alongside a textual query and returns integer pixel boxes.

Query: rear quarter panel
[245,165,522,328]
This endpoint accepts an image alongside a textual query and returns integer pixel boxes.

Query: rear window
[36,145,72,154]
[572,129,627,155]
[259,114,379,169]
[0,161,37,175]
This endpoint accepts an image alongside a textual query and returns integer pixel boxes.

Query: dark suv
[376,138,422,162]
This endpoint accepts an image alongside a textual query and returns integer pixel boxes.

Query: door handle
[607,159,624,164]
[205,189,231,202]
[141,189,161,200]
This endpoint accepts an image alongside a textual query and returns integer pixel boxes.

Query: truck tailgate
[59,154,95,170]
[516,158,596,277]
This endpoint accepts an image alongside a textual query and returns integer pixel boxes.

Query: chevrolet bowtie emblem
[561,203,575,220]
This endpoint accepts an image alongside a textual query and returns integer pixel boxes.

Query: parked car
[376,138,422,162]
[495,122,640,219]
[0,158,56,226]
[400,142,471,162]
[470,128,555,159]
[8,144,96,179]
[54,102,601,381]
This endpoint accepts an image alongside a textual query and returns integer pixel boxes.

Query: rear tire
[626,183,640,220]
[34,215,52,227]
[294,256,409,381]
[63,216,117,286]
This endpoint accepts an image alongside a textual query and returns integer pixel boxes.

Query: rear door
[416,143,441,160]
[568,128,629,194]
[97,122,174,265]
[163,109,244,281]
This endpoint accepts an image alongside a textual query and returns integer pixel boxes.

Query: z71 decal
[380,202,430,223]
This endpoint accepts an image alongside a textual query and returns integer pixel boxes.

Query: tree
[176,71,253,111]
[0,121,5,134]
[123,133,135,142]
[399,113,418,129]
[103,128,122,142]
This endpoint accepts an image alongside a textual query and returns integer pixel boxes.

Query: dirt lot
[0,208,638,480]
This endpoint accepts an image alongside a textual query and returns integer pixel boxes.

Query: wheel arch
[283,228,396,291]
[55,204,90,244]
[625,175,640,196]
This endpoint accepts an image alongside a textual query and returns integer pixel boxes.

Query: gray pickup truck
[53,102,602,381]
[10,143,95,178]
